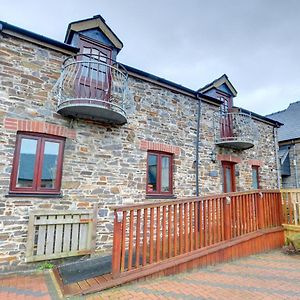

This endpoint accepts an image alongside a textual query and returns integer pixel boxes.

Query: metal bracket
[116,211,123,222]
[226,196,231,205]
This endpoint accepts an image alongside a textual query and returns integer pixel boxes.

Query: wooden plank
[112,211,122,276]
[161,206,166,260]
[189,202,193,251]
[208,199,211,245]
[25,212,36,261]
[194,201,198,249]
[63,215,72,253]
[79,214,89,251]
[174,204,178,256]
[184,203,189,252]
[45,215,56,255]
[136,209,141,268]
[36,216,47,256]
[54,215,64,254]
[199,200,203,247]
[121,211,127,272]
[71,214,80,252]
[156,207,160,262]
[149,208,154,264]
[179,203,183,254]
[128,210,134,270]
[142,208,148,266]
[168,205,172,258]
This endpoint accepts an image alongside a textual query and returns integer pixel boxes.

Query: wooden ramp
[53,227,284,297]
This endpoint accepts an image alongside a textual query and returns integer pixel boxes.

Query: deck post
[224,196,232,240]
[258,192,265,229]
[112,210,122,277]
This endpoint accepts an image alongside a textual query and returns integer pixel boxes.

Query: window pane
[40,141,60,189]
[225,167,232,192]
[252,168,258,189]
[148,155,157,192]
[17,138,38,188]
[161,156,170,192]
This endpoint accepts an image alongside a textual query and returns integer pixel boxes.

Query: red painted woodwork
[222,162,236,193]
[10,132,65,194]
[146,151,173,195]
[111,190,283,276]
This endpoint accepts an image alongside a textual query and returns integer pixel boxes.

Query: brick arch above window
[4,118,76,139]
[140,140,180,155]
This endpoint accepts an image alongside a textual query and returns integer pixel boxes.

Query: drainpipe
[293,141,299,188]
[274,127,281,189]
[195,93,202,197]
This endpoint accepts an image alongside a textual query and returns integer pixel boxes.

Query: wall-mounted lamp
[210,150,217,163]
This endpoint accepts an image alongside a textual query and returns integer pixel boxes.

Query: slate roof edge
[123,64,223,106]
[234,106,283,127]
[0,20,79,53]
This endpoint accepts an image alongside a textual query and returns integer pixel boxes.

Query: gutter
[0,20,79,54]
[274,127,281,188]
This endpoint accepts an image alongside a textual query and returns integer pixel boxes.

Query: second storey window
[10,133,65,194]
[147,152,173,195]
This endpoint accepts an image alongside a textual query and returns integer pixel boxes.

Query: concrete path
[1,250,300,299]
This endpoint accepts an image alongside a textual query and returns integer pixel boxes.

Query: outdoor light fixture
[210,150,217,163]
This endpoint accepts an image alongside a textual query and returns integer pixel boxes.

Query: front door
[222,162,236,193]
[77,38,112,101]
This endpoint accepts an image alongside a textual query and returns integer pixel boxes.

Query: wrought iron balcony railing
[52,54,128,125]
[214,111,259,150]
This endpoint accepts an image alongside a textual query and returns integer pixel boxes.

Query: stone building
[267,101,300,188]
[0,15,281,270]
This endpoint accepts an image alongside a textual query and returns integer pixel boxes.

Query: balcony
[214,111,259,150]
[52,54,128,125]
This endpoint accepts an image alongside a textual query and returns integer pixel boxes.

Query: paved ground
[1,250,300,299]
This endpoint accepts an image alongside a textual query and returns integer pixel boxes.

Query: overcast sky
[1,0,300,115]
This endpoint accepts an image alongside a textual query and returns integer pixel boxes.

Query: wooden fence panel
[26,209,96,262]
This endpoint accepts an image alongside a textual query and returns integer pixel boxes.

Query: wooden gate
[26,209,97,262]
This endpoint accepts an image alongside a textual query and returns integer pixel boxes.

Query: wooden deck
[52,190,286,296]
[54,227,284,296]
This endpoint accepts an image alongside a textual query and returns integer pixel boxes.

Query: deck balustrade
[111,190,283,276]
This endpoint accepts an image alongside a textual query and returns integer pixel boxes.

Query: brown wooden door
[220,97,233,139]
[222,162,236,193]
[77,38,112,101]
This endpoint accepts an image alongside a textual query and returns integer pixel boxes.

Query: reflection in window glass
[225,167,232,192]
[40,142,59,189]
[252,167,259,189]
[148,155,157,192]
[161,156,170,192]
[17,138,38,188]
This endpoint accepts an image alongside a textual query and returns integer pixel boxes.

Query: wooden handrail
[111,189,280,211]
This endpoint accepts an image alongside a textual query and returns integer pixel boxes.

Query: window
[222,162,236,193]
[147,152,173,195]
[252,166,260,189]
[10,133,65,194]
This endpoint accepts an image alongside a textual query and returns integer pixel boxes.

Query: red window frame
[146,151,173,195]
[10,132,65,194]
[252,165,260,189]
[222,161,236,193]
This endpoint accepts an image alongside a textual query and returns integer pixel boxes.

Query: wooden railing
[281,189,300,226]
[111,190,282,276]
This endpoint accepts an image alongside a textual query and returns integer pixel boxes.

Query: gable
[64,15,123,51]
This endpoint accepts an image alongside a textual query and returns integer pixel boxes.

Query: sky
[1,0,300,116]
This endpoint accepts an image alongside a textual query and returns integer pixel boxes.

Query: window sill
[5,193,63,198]
[146,194,177,200]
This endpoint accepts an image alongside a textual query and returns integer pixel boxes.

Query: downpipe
[293,141,299,188]
[195,93,202,197]
[274,127,281,189]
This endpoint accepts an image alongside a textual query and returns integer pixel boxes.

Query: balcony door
[220,96,233,139]
[77,38,112,102]
[222,162,236,193]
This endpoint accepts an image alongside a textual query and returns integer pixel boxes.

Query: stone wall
[0,33,279,270]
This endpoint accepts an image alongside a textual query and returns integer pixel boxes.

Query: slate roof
[266,101,300,142]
